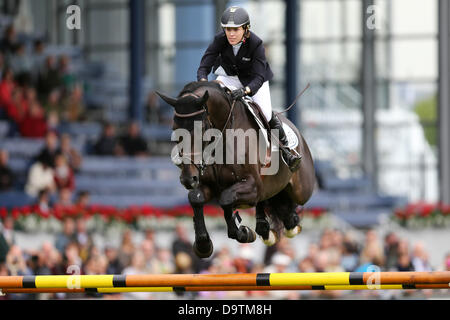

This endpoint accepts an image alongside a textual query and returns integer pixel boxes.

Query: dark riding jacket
[197,31,274,96]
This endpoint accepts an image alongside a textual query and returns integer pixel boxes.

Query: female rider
[197,6,301,172]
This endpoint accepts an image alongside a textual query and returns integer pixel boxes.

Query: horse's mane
[178,81,231,104]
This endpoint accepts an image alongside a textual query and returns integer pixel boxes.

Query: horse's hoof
[193,239,214,258]
[261,230,277,246]
[284,225,302,238]
[237,226,256,243]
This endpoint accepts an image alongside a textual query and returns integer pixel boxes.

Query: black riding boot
[269,113,302,172]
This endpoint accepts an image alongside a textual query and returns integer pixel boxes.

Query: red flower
[0,207,7,219]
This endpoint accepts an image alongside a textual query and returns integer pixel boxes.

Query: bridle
[175,91,237,179]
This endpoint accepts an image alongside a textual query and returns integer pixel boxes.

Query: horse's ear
[156,91,177,107]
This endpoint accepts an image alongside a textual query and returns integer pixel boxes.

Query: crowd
[0,217,449,300]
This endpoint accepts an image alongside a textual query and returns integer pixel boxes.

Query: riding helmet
[221,6,250,28]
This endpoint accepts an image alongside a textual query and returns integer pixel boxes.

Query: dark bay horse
[157,81,315,258]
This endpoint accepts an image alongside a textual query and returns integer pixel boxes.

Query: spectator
[146,91,169,125]
[104,245,123,275]
[19,100,47,138]
[384,232,400,271]
[58,55,77,94]
[122,251,154,300]
[58,133,82,172]
[0,25,18,56]
[0,149,14,191]
[37,55,61,99]
[397,253,414,272]
[233,244,255,273]
[54,217,76,254]
[75,190,90,209]
[94,123,120,156]
[54,187,73,207]
[62,84,84,122]
[0,68,16,113]
[172,223,201,273]
[9,43,32,86]
[43,89,62,115]
[24,155,56,198]
[35,131,59,167]
[31,39,46,81]
[35,188,52,217]
[53,153,75,192]
[1,214,15,247]
[118,229,135,268]
[74,216,93,262]
[411,242,432,272]
[6,245,32,276]
[264,253,298,300]
[0,223,11,263]
[118,122,149,157]
[444,253,450,272]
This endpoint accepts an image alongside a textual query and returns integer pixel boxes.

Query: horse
[157,81,315,258]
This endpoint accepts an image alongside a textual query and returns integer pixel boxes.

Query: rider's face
[224,27,245,45]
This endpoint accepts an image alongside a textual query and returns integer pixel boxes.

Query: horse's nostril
[193,176,198,182]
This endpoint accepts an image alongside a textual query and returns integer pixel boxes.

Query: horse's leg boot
[269,113,302,172]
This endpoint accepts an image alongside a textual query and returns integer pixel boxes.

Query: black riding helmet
[221,6,250,29]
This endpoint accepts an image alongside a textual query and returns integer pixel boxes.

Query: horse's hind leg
[219,178,257,243]
[256,201,277,246]
[268,190,302,238]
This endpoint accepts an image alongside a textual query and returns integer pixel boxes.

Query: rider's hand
[231,88,246,100]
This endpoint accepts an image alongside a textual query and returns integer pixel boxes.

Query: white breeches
[215,75,273,122]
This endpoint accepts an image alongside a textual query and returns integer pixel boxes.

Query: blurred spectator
[75,216,93,262]
[0,25,18,56]
[53,153,75,192]
[397,253,414,272]
[1,214,15,247]
[75,190,90,209]
[35,188,51,216]
[62,84,84,122]
[35,131,59,167]
[122,251,153,300]
[6,245,32,276]
[105,245,123,275]
[0,222,11,263]
[172,223,201,273]
[19,100,47,138]
[233,244,255,273]
[444,253,450,272]
[264,253,298,300]
[58,55,77,94]
[24,155,55,197]
[384,232,400,271]
[9,42,32,86]
[58,133,82,172]
[0,68,17,114]
[411,242,432,272]
[0,149,14,191]
[43,89,62,115]
[94,122,120,156]
[340,239,359,272]
[118,229,135,268]
[54,187,73,207]
[55,217,76,254]
[118,122,149,157]
[37,55,61,99]
[146,91,170,125]
[154,248,174,274]
[140,239,158,274]
[31,39,46,81]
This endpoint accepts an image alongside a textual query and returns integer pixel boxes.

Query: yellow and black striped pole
[1,272,449,290]
[1,283,449,294]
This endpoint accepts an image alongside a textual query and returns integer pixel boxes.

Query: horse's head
[156,86,210,190]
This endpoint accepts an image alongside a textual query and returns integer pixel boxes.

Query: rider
[197,6,302,172]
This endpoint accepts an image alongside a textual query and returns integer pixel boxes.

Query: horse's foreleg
[188,188,213,258]
[219,178,258,244]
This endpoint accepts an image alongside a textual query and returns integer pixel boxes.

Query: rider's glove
[231,88,246,100]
